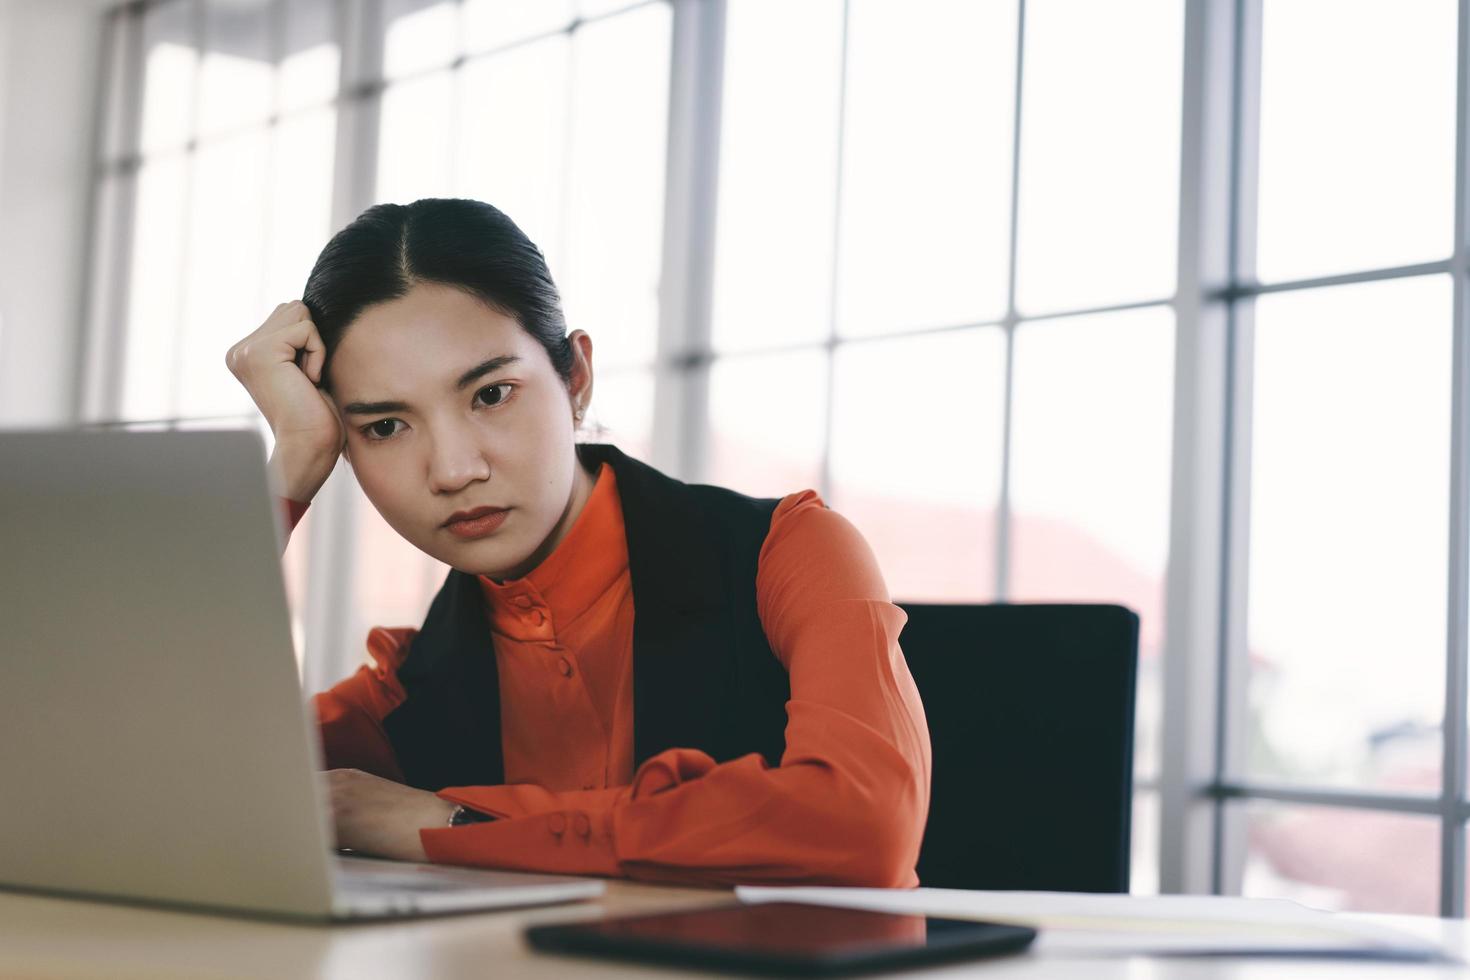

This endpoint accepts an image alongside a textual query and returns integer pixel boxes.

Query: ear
[566,329,594,420]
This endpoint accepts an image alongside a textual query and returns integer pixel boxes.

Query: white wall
[0,0,107,426]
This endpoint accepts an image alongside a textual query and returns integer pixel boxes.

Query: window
[1195,0,1465,915]
[87,0,666,687]
[87,0,1470,912]
[703,0,1182,894]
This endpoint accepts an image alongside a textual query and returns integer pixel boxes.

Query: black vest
[381,443,792,791]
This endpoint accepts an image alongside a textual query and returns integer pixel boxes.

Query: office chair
[898,603,1140,893]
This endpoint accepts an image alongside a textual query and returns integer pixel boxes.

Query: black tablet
[524,901,1038,976]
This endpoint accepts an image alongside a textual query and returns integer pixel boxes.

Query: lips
[443,505,508,528]
[443,506,511,540]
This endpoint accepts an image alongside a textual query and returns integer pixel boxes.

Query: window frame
[82,0,1470,914]
[1161,0,1470,917]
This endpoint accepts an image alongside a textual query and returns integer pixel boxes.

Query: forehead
[331,283,540,392]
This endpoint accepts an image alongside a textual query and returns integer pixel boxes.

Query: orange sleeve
[311,626,413,783]
[280,497,310,534]
[420,492,933,888]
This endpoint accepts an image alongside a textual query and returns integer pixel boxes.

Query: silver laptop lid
[0,427,337,917]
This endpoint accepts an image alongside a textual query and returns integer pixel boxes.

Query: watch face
[451,806,493,826]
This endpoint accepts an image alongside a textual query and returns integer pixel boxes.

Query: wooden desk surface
[2,881,1468,979]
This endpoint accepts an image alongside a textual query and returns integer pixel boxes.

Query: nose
[426,421,491,495]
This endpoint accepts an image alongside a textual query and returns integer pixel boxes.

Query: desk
[1,883,1466,979]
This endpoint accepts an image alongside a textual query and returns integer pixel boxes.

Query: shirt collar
[476,462,626,635]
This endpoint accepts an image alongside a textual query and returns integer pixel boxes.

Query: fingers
[275,303,328,382]
[241,300,328,375]
[301,326,326,385]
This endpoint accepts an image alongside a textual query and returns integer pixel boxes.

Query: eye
[361,418,405,441]
[474,382,513,408]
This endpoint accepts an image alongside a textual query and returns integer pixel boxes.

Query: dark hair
[302,198,573,389]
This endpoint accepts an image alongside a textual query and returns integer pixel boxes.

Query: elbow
[828,773,928,888]
[841,839,918,889]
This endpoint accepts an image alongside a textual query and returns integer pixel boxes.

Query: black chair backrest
[898,603,1139,893]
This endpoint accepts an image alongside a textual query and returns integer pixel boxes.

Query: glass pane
[376,70,455,204]
[279,0,340,113]
[282,496,313,672]
[462,0,573,54]
[1015,0,1182,315]
[1229,801,1438,915]
[1009,307,1175,781]
[1256,1,1455,282]
[1247,278,1451,790]
[351,485,448,639]
[707,350,827,500]
[197,0,274,139]
[577,0,638,18]
[121,153,190,421]
[264,108,337,303]
[585,368,654,463]
[836,0,1016,337]
[560,5,671,369]
[455,36,571,275]
[178,131,271,419]
[1131,790,1158,895]
[710,0,843,352]
[139,0,197,155]
[383,0,458,79]
[829,329,1006,601]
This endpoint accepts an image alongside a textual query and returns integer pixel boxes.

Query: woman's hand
[226,300,345,504]
[320,768,459,862]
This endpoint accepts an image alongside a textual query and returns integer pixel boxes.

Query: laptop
[0,426,605,920]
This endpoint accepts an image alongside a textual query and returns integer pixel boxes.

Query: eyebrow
[342,354,523,416]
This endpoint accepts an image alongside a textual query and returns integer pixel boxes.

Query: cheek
[352,454,419,522]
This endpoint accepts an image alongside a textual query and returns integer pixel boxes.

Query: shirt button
[512,596,532,609]
[572,812,591,839]
[558,657,574,678]
[547,813,567,837]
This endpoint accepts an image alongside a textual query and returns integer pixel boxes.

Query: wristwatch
[447,804,495,827]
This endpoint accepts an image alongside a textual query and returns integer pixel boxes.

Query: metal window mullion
[162,0,207,423]
[553,16,578,325]
[255,0,287,331]
[1439,0,1470,921]
[1158,0,1245,897]
[79,7,146,423]
[651,0,724,481]
[298,0,385,694]
[995,0,1027,602]
[816,0,852,504]
[1212,0,1263,900]
[1225,259,1453,299]
[1215,781,1444,817]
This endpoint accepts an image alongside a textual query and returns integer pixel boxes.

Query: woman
[226,198,931,887]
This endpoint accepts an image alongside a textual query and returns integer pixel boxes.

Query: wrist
[446,803,495,827]
[269,440,338,503]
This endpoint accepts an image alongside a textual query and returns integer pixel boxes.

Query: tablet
[524,901,1038,976]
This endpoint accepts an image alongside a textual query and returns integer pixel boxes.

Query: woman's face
[328,281,594,580]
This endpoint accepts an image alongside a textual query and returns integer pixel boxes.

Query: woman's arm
[312,626,412,783]
[417,493,933,887]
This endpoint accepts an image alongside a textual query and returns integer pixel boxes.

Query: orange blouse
[302,462,931,887]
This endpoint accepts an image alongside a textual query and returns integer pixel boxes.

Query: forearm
[420,705,928,887]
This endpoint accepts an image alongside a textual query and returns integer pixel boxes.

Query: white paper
[735,886,1452,960]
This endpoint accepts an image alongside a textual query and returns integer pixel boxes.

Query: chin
[444,539,537,580]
